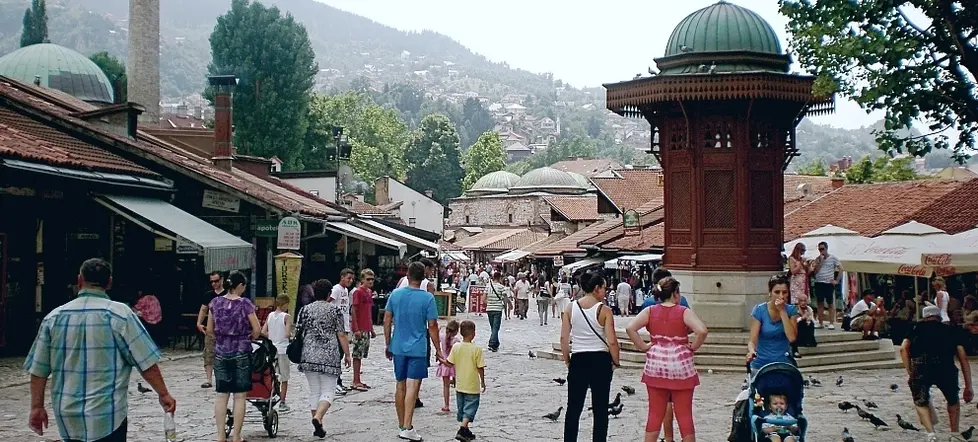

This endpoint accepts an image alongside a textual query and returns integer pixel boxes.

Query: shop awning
[604,258,620,269]
[560,257,604,275]
[94,195,252,272]
[442,251,470,262]
[325,222,407,258]
[496,249,531,263]
[619,253,663,263]
[356,219,439,251]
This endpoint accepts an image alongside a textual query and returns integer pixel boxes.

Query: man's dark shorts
[909,359,959,407]
[813,282,835,304]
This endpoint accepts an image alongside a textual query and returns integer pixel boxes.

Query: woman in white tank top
[933,277,951,323]
[559,272,621,442]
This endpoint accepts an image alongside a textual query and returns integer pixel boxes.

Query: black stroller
[729,362,808,442]
[224,338,282,438]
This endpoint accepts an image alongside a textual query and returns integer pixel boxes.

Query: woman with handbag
[560,272,621,442]
[625,277,708,442]
[296,279,352,438]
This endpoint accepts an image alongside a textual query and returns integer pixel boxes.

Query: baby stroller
[224,338,282,438]
[728,362,808,442]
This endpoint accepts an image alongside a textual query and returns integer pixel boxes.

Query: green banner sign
[254,219,279,237]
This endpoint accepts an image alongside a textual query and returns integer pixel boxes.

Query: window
[409,217,417,227]
[465,216,470,224]
[508,213,514,223]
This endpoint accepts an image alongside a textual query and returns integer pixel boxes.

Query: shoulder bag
[576,301,614,356]
[286,309,307,364]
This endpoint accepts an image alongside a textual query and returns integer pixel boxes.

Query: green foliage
[844,155,918,184]
[404,114,464,204]
[89,51,126,102]
[305,92,409,186]
[461,98,494,149]
[508,135,599,173]
[779,0,976,161]
[207,0,318,170]
[794,159,826,176]
[20,0,47,47]
[462,131,506,191]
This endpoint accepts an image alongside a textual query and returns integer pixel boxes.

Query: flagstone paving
[2,313,976,441]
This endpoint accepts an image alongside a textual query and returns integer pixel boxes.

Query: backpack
[727,396,753,442]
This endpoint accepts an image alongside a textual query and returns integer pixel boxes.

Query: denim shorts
[392,354,428,381]
[456,392,481,422]
[214,353,252,393]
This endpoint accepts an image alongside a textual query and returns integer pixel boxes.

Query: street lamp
[330,125,351,203]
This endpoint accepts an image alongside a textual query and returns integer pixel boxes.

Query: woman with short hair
[298,279,352,438]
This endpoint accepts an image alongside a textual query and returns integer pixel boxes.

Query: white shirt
[850,299,872,318]
[514,280,531,299]
[330,284,351,332]
[570,301,608,353]
[616,282,632,301]
[936,290,950,323]
[266,310,290,355]
[815,254,841,283]
[479,271,490,282]
[397,276,430,291]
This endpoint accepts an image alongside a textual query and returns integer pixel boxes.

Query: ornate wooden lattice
[649,125,661,163]
[667,119,688,151]
[751,121,775,150]
[703,170,735,229]
[669,171,691,229]
[749,170,775,228]
[703,119,734,150]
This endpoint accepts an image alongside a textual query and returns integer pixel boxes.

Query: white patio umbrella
[921,226,978,267]
[839,221,960,276]
[784,224,870,259]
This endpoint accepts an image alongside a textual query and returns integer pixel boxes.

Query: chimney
[831,177,845,189]
[193,105,202,120]
[208,75,237,171]
[127,0,160,125]
[176,102,188,116]
[424,189,434,199]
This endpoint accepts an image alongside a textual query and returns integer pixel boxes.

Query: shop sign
[154,237,173,252]
[68,233,100,240]
[254,219,279,237]
[553,256,564,267]
[276,217,301,250]
[176,238,201,254]
[623,209,640,236]
[467,285,487,313]
[202,189,241,213]
[0,187,35,196]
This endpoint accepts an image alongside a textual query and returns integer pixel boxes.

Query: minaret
[127,0,160,125]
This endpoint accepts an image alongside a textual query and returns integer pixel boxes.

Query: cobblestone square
[2,314,977,441]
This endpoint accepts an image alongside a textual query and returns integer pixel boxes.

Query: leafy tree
[20,0,47,47]
[844,155,918,184]
[349,75,371,93]
[794,159,826,176]
[89,51,126,102]
[404,114,464,203]
[207,0,317,170]
[461,98,494,148]
[304,92,409,185]
[780,0,976,161]
[462,131,505,191]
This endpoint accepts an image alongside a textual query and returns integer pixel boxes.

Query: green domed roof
[656,1,790,75]
[0,44,114,103]
[510,167,586,194]
[467,170,520,196]
[567,172,592,189]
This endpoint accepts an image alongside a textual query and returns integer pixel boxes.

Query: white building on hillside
[375,176,445,236]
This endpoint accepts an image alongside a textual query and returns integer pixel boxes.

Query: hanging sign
[623,209,640,236]
[276,217,301,250]
[202,189,241,213]
[254,219,279,237]
[275,252,303,315]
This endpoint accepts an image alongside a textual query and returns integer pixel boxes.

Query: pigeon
[553,378,566,386]
[137,382,152,394]
[621,385,636,396]
[962,426,975,440]
[589,393,621,411]
[838,401,855,412]
[708,63,717,74]
[868,415,888,429]
[836,376,844,387]
[890,384,899,391]
[647,67,658,76]
[855,406,871,420]
[842,427,855,442]
[528,351,536,358]
[608,403,624,418]
[680,45,693,53]
[803,379,810,388]
[808,376,822,387]
[862,400,878,409]
[896,414,919,431]
[543,407,563,422]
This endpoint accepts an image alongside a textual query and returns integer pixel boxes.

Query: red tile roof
[544,196,600,221]
[549,158,622,177]
[533,220,620,257]
[590,169,664,213]
[600,223,664,252]
[160,113,209,130]
[0,107,160,178]
[784,178,978,240]
[454,228,548,251]
[783,174,836,213]
[0,77,344,218]
[581,203,664,250]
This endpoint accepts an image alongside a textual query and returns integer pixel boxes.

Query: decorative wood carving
[749,170,775,229]
[666,119,688,151]
[670,232,692,245]
[668,171,692,229]
[703,170,735,229]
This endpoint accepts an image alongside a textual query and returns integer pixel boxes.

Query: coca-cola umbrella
[920,227,978,267]
[837,221,966,277]
[783,224,870,259]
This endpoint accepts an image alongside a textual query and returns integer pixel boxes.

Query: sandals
[201,382,213,388]
[351,383,370,391]
[312,418,326,439]
[440,407,451,413]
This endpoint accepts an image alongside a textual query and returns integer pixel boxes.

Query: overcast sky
[317,0,887,130]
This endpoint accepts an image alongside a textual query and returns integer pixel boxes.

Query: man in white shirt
[479,268,491,283]
[813,241,843,329]
[397,259,436,294]
[330,268,356,394]
[514,274,531,320]
[849,289,885,339]
[616,279,632,316]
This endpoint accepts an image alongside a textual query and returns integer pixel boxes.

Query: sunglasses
[366,278,375,281]
[210,279,221,284]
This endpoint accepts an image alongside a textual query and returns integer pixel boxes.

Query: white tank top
[570,300,608,353]
[397,277,430,291]
[266,311,289,355]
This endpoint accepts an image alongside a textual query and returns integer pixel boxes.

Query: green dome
[510,167,586,194]
[0,43,114,104]
[567,172,592,189]
[657,1,790,75]
[467,170,520,196]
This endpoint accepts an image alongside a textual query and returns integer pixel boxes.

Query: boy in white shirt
[261,295,293,411]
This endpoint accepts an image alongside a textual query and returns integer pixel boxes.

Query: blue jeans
[487,311,502,349]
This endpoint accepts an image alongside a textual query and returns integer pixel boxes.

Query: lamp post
[330,125,351,203]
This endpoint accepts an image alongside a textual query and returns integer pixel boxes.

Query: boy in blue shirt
[642,267,690,310]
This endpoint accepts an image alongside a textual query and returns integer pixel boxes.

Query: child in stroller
[759,393,799,442]
[728,362,808,442]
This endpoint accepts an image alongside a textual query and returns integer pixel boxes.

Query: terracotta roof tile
[582,203,664,249]
[590,169,664,213]
[785,179,977,240]
[600,224,665,252]
[455,228,547,251]
[544,196,600,221]
[550,158,622,177]
[0,107,160,178]
[481,229,549,252]
[533,220,620,257]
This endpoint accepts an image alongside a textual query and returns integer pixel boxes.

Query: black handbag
[286,310,306,364]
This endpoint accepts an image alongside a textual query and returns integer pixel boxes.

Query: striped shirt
[24,290,162,441]
[485,282,507,312]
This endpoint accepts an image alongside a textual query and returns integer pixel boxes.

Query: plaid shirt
[24,290,161,441]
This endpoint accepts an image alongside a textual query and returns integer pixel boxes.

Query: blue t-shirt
[386,286,437,357]
[750,302,798,368]
[642,295,690,310]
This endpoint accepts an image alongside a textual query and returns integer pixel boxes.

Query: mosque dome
[466,170,521,196]
[567,171,592,189]
[0,43,115,104]
[510,167,586,194]
[657,1,790,75]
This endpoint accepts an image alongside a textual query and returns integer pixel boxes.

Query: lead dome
[0,43,115,104]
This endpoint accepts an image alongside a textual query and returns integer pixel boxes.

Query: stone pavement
[2,313,978,441]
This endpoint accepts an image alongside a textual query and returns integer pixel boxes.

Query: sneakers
[455,426,476,441]
[398,427,423,441]
[415,398,424,408]
[826,323,836,330]
[278,402,291,412]
[925,432,937,442]
[335,385,348,396]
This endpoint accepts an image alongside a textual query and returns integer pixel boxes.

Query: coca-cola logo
[864,246,909,256]
[897,264,928,276]
[922,254,952,266]
[935,266,958,277]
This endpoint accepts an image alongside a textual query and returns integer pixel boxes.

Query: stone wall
[127,0,160,125]
[447,195,552,227]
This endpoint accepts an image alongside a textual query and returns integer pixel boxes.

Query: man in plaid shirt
[24,258,176,441]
